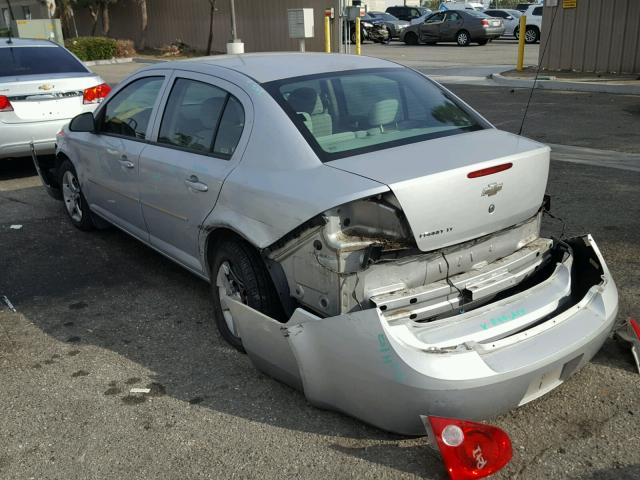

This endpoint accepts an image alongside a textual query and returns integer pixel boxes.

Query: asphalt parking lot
[1,43,639,479]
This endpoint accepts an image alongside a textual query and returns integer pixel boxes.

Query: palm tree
[136,0,148,49]
[207,0,217,55]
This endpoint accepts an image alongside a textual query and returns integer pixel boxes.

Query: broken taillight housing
[424,416,513,480]
[0,95,14,112]
[83,83,111,104]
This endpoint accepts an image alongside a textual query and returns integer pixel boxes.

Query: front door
[419,12,445,42]
[82,75,168,240]
[138,72,250,274]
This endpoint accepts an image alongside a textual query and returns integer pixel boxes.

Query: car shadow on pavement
[1,188,442,467]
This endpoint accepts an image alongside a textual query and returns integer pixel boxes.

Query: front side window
[265,68,485,162]
[100,76,164,139]
[0,46,88,77]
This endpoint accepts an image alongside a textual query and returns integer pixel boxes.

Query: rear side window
[0,45,87,77]
[158,78,245,159]
[158,79,227,153]
[532,6,543,15]
[100,76,164,139]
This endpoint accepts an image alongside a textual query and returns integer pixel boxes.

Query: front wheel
[456,30,471,47]
[210,237,283,352]
[404,32,419,45]
[58,159,94,231]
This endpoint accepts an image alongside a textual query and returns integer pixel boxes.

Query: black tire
[58,159,94,231]
[514,27,520,40]
[477,39,488,46]
[351,30,357,44]
[404,32,419,45]
[456,30,471,47]
[210,236,283,352]
[524,26,539,44]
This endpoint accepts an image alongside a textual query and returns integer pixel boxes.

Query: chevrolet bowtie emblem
[482,182,503,197]
[38,84,54,91]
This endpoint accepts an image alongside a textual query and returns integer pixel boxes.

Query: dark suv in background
[386,5,432,22]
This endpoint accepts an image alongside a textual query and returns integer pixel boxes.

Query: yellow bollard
[324,16,331,53]
[355,16,361,55]
[516,15,526,71]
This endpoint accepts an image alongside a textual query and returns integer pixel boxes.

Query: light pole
[226,0,244,54]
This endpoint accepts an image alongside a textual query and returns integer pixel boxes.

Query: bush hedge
[65,37,117,61]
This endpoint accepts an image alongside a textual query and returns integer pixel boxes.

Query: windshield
[371,12,397,21]
[265,68,486,161]
[0,45,87,77]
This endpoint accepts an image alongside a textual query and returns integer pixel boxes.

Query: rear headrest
[369,99,399,127]
[287,87,324,115]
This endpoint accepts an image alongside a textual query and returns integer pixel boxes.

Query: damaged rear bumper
[227,235,618,435]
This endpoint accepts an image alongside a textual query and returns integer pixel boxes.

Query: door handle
[184,175,208,192]
[118,155,134,169]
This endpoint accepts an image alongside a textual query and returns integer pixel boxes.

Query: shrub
[65,37,117,61]
[0,27,10,38]
[115,39,136,58]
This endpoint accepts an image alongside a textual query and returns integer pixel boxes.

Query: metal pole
[229,0,238,42]
[355,16,361,55]
[516,15,526,71]
[324,15,331,53]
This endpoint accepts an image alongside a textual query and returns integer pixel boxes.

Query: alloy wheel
[62,170,83,222]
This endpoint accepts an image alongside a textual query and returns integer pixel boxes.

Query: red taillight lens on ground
[0,95,13,112]
[423,416,513,480]
[630,318,640,339]
[83,83,111,104]
[481,19,490,27]
[467,162,513,178]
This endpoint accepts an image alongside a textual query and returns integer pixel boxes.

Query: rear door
[440,12,464,41]
[78,73,169,240]
[137,72,251,273]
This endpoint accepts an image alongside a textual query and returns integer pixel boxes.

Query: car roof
[153,52,404,84]
[0,38,59,48]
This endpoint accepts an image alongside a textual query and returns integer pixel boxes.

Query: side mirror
[69,112,96,133]
[506,15,514,20]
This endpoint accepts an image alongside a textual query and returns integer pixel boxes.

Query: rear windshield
[0,45,87,77]
[264,68,485,162]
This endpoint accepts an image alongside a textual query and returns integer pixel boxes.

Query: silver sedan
[39,53,618,435]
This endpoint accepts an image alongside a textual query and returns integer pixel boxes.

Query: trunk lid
[0,73,102,124]
[326,129,550,252]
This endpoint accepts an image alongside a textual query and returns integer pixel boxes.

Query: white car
[516,4,543,43]
[484,8,522,37]
[0,38,109,160]
[42,53,618,435]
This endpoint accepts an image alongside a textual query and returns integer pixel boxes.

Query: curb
[132,57,167,64]
[84,57,133,66]
[491,72,640,95]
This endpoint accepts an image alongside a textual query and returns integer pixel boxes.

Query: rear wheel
[456,30,471,47]
[58,159,94,231]
[524,26,539,44]
[404,32,419,45]
[210,236,283,352]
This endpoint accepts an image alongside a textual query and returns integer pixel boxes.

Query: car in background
[515,4,543,43]
[401,10,504,46]
[516,2,540,12]
[42,53,619,435]
[0,38,109,161]
[367,11,410,39]
[484,8,522,37]
[386,5,432,22]
[440,1,485,11]
[345,13,390,44]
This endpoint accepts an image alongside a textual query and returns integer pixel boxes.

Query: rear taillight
[83,83,111,104]
[467,162,513,178]
[481,19,490,27]
[0,95,13,112]
[425,416,513,480]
